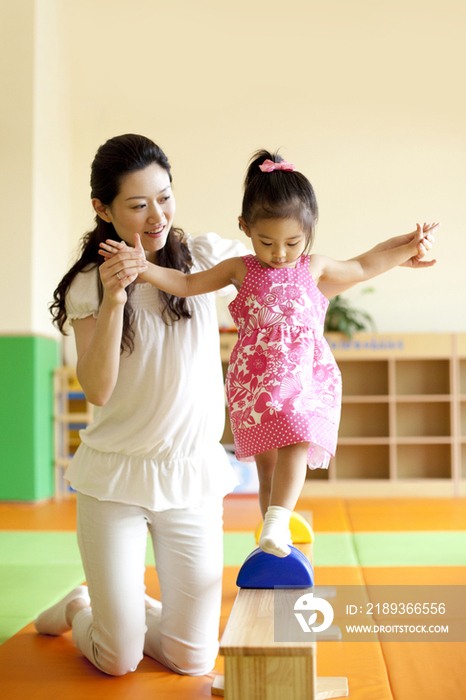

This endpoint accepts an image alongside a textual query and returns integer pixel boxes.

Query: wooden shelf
[339,402,389,438]
[394,359,450,395]
[340,359,389,396]
[397,443,452,479]
[53,366,93,496]
[395,402,451,437]
[335,444,390,480]
[461,402,466,437]
[219,331,466,495]
[342,396,388,404]
[54,333,465,497]
[457,359,466,393]
[325,333,462,492]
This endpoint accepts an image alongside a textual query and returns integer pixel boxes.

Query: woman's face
[93,163,176,263]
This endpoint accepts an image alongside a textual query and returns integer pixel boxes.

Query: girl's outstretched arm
[317,223,438,298]
[99,234,246,296]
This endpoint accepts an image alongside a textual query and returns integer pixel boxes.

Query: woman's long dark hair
[50,134,193,354]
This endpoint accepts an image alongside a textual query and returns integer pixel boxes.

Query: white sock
[259,506,292,558]
[34,585,90,635]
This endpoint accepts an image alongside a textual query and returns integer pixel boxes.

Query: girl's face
[93,163,176,263]
[240,216,308,269]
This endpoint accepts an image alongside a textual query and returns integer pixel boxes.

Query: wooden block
[212,675,224,696]
[220,589,316,657]
[315,677,349,699]
[211,675,349,699]
[224,655,316,700]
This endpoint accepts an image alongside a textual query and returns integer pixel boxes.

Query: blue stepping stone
[236,546,314,589]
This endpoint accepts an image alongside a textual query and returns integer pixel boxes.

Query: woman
[36,134,245,676]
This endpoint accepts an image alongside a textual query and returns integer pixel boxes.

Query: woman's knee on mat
[93,640,144,677]
[72,610,145,676]
[163,637,219,676]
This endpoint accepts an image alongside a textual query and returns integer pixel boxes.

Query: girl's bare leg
[258,442,309,558]
[254,449,278,519]
[269,442,309,511]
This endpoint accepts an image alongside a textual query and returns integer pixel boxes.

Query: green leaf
[324,294,376,339]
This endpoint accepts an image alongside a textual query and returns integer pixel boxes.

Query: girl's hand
[400,222,439,268]
[98,234,147,303]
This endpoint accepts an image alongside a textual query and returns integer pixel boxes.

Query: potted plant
[324,290,375,339]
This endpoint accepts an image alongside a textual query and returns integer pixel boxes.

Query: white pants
[72,492,224,676]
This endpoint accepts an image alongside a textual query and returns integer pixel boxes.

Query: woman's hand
[98,234,147,303]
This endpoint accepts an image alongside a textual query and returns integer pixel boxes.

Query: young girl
[100,149,438,559]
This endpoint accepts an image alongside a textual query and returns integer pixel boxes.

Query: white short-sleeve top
[65,233,246,511]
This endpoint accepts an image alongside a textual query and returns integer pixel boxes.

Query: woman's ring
[116,272,121,280]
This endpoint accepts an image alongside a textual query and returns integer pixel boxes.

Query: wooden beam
[212,512,348,699]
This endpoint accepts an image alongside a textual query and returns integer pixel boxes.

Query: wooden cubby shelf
[55,333,466,497]
[220,332,466,496]
[54,366,93,496]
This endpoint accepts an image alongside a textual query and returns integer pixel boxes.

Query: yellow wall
[0,0,71,337]
[0,0,35,332]
[32,0,72,336]
[1,0,465,335]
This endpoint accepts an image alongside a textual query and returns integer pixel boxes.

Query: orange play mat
[1,496,466,700]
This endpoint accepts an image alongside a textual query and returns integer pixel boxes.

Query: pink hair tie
[259,159,296,173]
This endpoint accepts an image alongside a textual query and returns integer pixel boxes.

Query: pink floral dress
[225,254,341,468]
